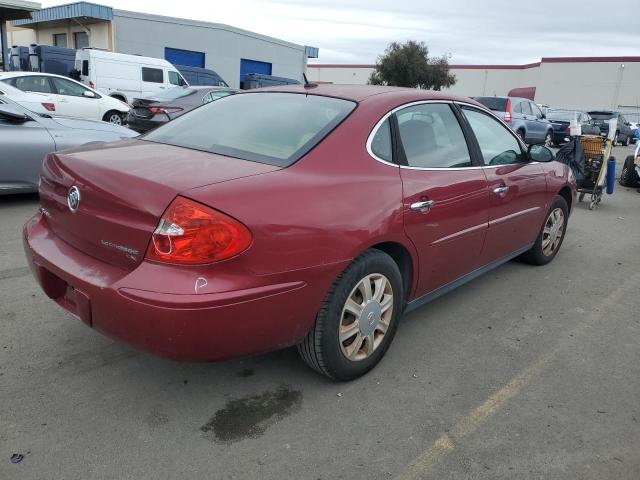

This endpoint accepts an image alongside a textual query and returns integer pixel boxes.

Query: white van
[74,49,189,104]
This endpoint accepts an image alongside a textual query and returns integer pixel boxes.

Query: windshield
[474,97,508,112]
[589,112,615,120]
[547,111,579,122]
[150,87,198,102]
[144,92,357,167]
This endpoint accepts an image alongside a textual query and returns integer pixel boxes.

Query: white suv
[0,72,130,124]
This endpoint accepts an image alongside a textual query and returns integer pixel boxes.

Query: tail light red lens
[42,102,56,112]
[504,99,512,123]
[145,197,252,265]
[149,106,182,115]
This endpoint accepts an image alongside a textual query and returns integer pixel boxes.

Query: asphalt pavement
[1,145,639,479]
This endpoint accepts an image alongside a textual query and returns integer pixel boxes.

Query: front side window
[168,71,186,86]
[462,107,524,166]
[51,77,89,97]
[82,60,89,76]
[531,103,543,119]
[10,76,53,94]
[396,103,471,168]
[145,92,356,167]
[142,67,163,83]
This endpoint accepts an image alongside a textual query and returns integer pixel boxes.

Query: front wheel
[619,155,639,187]
[103,110,124,125]
[298,249,403,380]
[520,195,568,266]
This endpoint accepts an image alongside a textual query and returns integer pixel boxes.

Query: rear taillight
[149,106,182,115]
[145,196,252,265]
[42,102,55,112]
[564,126,571,132]
[504,99,512,123]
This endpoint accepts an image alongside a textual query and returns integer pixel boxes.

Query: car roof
[0,71,71,80]
[250,84,482,106]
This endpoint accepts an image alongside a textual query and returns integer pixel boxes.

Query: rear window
[589,112,615,120]
[144,92,356,167]
[474,97,508,112]
[547,110,578,122]
[151,87,198,101]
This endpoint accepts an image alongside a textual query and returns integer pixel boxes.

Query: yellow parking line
[396,354,551,480]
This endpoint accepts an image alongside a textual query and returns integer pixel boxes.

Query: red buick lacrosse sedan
[23,85,575,380]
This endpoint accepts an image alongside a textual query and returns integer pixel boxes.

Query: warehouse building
[307,57,640,116]
[6,1,318,87]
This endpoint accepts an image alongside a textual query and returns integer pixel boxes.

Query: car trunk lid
[38,139,280,270]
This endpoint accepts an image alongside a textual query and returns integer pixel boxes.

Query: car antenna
[303,73,318,89]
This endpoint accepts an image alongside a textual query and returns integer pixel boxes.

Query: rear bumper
[23,212,335,361]
[126,114,166,133]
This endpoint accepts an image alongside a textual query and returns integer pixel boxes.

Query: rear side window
[142,67,163,83]
[520,101,532,115]
[202,91,232,104]
[396,103,471,168]
[370,118,392,162]
[11,76,53,94]
[145,92,356,167]
[474,97,508,112]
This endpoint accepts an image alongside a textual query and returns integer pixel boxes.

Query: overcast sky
[42,0,640,64]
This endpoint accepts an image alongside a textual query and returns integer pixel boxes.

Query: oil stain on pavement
[201,385,302,443]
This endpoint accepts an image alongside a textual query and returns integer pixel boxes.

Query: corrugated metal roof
[12,1,111,25]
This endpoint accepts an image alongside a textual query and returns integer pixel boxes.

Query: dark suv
[586,111,633,146]
[474,96,553,146]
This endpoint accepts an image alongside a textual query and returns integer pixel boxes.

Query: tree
[368,40,456,91]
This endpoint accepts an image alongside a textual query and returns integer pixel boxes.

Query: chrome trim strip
[365,99,529,171]
[488,206,541,227]
[404,242,534,313]
[431,222,487,246]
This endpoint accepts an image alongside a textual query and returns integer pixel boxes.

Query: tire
[619,155,639,187]
[520,195,568,266]
[103,110,124,125]
[544,131,553,147]
[623,135,630,147]
[614,132,619,146]
[298,249,403,381]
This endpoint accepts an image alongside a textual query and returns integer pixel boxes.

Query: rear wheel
[298,249,403,381]
[103,110,124,125]
[623,135,630,147]
[619,155,639,187]
[544,131,553,147]
[520,195,568,266]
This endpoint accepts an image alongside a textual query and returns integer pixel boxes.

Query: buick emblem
[67,186,80,212]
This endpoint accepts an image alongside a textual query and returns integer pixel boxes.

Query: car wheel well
[558,186,572,212]
[369,242,413,304]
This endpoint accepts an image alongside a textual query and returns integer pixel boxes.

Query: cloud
[41,0,640,64]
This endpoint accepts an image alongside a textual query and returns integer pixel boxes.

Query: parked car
[474,96,554,146]
[74,49,189,104]
[546,110,601,145]
[0,71,130,124]
[127,86,236,133]
[175,65,228,87]
[23,85,575,380]
[619,141,640,187]
[0,80,57,116]
[0,96,137,195]
[629,121,639,144]
[586,111,634,146]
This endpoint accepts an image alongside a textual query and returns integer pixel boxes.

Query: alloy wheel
[545,132,553,147]
[339,273,393,361]
[109,113,123,125]
[541,208,565,257]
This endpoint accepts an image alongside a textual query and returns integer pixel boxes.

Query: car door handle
[410,200,434,212]
[493,186,509,197]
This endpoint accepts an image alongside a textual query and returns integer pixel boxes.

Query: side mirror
[83,90,96,98]
[528,144,554,162]
[0,105,31,123]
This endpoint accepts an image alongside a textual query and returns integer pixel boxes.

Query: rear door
[460,105,547,265]
[530,102,549,142]
[519,100,539,141]
[394,102,490,296]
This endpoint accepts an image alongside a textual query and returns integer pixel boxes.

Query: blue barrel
[606,157,616,194]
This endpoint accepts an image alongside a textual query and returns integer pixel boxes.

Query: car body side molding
[404,242,535,313]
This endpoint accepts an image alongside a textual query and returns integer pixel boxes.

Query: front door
[395,102,490,297]
[49,76,99,120]
[460,106,548,266]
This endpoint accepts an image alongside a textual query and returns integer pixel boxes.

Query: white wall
[113,10,307,89]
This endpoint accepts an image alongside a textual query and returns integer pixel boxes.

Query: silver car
[0,95,137,195]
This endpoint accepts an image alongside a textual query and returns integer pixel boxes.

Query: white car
[0,72,130,124]
[0,81,57,116]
